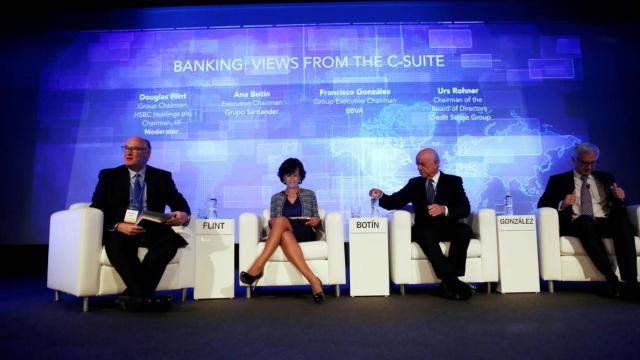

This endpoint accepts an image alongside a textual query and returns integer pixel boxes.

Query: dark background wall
[1,1,638,244]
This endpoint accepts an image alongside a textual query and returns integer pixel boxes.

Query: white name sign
[196,219,234,235]
[349,218,388,233]
[497,215,536,231]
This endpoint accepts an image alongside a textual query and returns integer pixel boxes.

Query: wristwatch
[183,215,191,227]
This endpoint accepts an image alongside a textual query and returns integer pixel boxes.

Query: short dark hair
[278,158,306,184]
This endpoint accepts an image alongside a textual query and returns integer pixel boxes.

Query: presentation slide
[33,22,585,234]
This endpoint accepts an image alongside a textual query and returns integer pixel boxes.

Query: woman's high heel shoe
[240,271,264,290]
[312,277,325,304]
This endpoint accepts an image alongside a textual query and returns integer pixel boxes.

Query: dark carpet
[1,246,640,359]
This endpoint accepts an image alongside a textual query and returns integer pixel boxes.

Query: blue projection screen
[34,22,585,235]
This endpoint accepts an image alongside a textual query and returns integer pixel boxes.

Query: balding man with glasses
[90,136,191,311]
[538,142,639,301]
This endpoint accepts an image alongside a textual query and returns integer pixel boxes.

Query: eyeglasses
[284,173,300,178]
[579,160,597,166]
[121,146,148,152]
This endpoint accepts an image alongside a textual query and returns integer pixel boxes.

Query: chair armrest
[324,211,346,284]
[627,205,640,235]
[537,207,562,280]
[476,208,499,282]
[174,223,195,288]
[47,206,104,296]
[388,210,413,284]
[239,212,263,273]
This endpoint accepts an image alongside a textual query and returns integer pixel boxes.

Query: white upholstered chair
[537,205,640,292]
[238,209,346,298]
[47,203,195,311]
[388,208,499,295]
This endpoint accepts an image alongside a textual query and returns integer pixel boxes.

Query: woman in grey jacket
[240,158,325,303]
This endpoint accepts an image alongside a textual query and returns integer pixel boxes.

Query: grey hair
[418,148,440,164]
[573,142,599,159]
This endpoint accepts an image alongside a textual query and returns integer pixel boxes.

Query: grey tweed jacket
[270,188,319,218]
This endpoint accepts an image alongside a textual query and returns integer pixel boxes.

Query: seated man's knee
[574,215,597,228]
[459,223,473,238]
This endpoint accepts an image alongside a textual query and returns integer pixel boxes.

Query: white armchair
[388,208,499,295]
[239,209,346,298]
[47,203,194,311]
[537,205,640,292]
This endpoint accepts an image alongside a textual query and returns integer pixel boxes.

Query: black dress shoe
[145,296,172,312]
[454,279,475,301]
[620,282,640,302]
[604,278,621,298]
[440,280,461,300]
[114,295,146,312]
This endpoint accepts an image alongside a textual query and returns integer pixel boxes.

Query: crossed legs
[245,216,322,294]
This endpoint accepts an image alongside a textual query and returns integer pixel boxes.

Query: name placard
[497,215,536,231]
[349,217,388,233]
[196,219,234,235]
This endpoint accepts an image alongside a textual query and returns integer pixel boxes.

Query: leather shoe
[620,282,640,302]
[145,296,172,312]
[604,278,621,298]
[454,279,475,301]
[114,295,146,312]
[440,279,461,300]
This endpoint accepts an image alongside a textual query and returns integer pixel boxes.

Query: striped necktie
[426,179,435,204]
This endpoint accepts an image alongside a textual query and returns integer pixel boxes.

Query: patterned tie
[580,175,593,218]
[133,173,144,211]
[426,179,435,205]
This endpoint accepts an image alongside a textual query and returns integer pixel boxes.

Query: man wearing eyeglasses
[90,136,191,311]
[538,142,639,301]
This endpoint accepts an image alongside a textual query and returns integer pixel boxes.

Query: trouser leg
[412,226,453,279]
[568,215,617,280]
[603,213,638,283]
[139,232,181,297]
[105,232,145,297]
[446,223,473,277]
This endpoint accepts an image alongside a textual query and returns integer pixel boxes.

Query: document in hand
[136,210,172,231]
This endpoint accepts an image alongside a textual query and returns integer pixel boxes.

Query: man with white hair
[370,148,474,300]
[538,142,639,301]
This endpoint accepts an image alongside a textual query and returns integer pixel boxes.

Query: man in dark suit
[538,142,639,301]
[91,136,191,311]
[369,148,474,300]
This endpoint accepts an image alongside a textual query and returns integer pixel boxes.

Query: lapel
[145,166,156,209]
[562,171,576,193]
[433,172,447,203]
[116,166,131,207]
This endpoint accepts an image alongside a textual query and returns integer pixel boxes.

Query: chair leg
[486,282,492,294]
[181,288,187,302]
[548,280,554,293]
[54,290,60,302]
[400,284,406,296]
[246,287,251,299]
[82,297,89,312]
[335,284,340,297]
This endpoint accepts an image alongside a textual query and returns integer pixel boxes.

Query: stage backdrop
[33,22,586,237]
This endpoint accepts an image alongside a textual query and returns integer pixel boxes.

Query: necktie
[580,175,593,218]
[426,179,435,204]
[133,173,144,211]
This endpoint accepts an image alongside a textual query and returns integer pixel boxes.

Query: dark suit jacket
[379,172,471,228]
[90,165,191,246]
[537,170,625,229]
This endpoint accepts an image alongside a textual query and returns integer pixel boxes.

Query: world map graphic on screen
[33,22,585,232]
